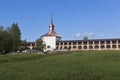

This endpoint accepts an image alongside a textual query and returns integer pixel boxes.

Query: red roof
[42,30,61,37]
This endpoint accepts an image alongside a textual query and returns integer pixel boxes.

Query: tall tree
[0,29,12,53]
[9,23,21,52]
[35,38,44,51]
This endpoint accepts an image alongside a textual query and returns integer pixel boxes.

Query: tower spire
[50,13,53,25]
[49,13,54,31]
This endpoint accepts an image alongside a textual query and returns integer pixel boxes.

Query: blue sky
[0,0,120,41]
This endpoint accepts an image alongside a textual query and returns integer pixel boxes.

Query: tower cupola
[41,15,61,37]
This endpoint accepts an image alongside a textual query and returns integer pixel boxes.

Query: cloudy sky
[0,0,120,41]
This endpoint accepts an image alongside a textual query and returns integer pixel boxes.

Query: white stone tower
[41,15,61,52]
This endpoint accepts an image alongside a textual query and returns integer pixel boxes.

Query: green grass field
[0,50,120,80]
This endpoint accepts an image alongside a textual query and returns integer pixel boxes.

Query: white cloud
[74,32,104,38]
[87,32,97,37]
[75,33,82,37]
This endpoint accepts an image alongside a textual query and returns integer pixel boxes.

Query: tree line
[0,23,44,54]
[0,23,21,54]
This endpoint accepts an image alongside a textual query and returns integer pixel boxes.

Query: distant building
[56,38,120,50]
[26,42,35,49]
[21,41,35,50]
[26,17,120,51]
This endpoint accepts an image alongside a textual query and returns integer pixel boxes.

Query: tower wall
[42,36,61,52]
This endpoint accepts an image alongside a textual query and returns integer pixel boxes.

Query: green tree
[9,23,21,52]
[35,38,44,51]
[0,29,13,53]
[20,39,27,51]
[0,26,4,30]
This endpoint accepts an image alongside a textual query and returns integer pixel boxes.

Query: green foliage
[0,29,13,53]
[0,26,4,30]
[0,23,21,53]
[35,38,44,51]
[0,50,120,80]
[8,23,21,51]
[20,39,27,51]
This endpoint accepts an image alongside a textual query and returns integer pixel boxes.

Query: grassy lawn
[0,50,120,80]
